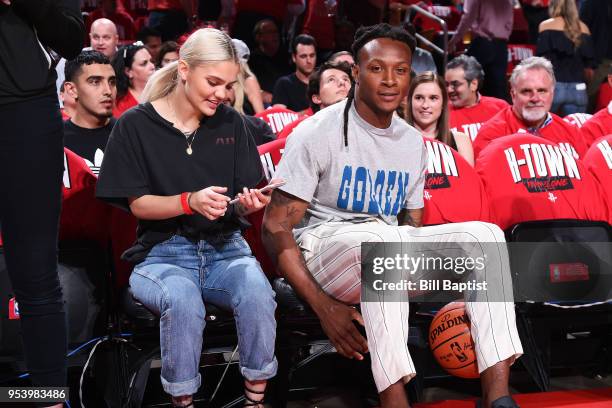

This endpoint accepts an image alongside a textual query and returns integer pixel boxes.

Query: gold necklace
[168,98,199,155]
[183,128,197,155]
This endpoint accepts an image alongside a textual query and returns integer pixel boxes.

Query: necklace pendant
[186,147,193,155]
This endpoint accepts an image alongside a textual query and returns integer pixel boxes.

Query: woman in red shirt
[405,71,474,165]
[112,42,156,117]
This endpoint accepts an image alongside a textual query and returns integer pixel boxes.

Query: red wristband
[180,192,194,215]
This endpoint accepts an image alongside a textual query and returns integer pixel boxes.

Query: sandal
[244,385,265,407]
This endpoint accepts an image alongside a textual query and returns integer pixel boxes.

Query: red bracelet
[180,192,194,215]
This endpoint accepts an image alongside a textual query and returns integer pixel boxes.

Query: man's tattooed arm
[261,190,329,306]
[398,208,423,227]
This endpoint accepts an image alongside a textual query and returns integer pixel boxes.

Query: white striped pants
[299,220,523,392]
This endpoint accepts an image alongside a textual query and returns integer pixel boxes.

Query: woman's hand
[189,186,230,220]
[234,178,283,216]
[235,188,270,216]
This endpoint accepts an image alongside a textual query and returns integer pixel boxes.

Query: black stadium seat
[507,220,612,391]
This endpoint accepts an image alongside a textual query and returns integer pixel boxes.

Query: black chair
[506,219,612,392]
[114,285,244,407]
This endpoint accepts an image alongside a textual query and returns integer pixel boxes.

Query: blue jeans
[130,232,277,397]
[552,82,588,116]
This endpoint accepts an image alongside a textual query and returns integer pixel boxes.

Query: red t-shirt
[563,112,593,129]
[422,139,491,226]
[580,104,612,147]
[255,106,301,135]
[86,9,137,41]
[113,91,138,118]
[595,83,612,113]
[242,138,287,278]
[584,135,612,224]
[60,149,112,244]
[449,95,509,142]
[476,134,609,230]
[474,106,588,161]
[302,0,335,50]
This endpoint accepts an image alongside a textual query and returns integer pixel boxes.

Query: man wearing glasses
[445,55,509,142]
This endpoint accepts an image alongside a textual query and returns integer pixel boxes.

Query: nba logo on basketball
[8,297,19,320]
[429,301,478,378]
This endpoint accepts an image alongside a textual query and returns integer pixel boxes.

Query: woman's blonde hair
[231,62,254,114]
[549,0,583,48]
[141,28,239,102]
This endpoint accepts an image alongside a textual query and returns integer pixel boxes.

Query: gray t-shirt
[274,99,427,243]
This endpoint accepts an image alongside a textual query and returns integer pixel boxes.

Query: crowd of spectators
[56,1,612,252]
[57,0,612,179]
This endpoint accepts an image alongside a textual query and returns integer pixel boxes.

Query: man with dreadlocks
[262,23,523,408]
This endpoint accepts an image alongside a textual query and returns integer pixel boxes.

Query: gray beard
[521,107,547,123]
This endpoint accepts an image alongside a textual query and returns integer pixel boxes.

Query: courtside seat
[112,233,239,406]
[254,107,301,136]
[476,134,610,231]
[476,134,612,390]
[120,285,236,330]
[422,138,492,226]
[115,285,241,407]
[505,219,612,391]
[273,278,312,318]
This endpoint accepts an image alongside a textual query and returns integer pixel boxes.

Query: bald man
[90,18,119,60]
[56,19,118,111]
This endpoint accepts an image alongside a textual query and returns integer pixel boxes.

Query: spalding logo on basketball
[429,301,479,379]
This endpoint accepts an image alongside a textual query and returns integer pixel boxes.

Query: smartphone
[229,180,286,204]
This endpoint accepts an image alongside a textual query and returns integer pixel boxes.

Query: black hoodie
[0,0,84,104]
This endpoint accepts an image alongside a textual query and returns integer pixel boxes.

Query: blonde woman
[405,71,474,166]
[231,39,266,114]
[233,61,266,114]
[537,0,595,115]
[96,28,277,408]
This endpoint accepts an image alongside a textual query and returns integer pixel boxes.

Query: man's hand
[189,186,230,220]
[1,0,11,5]
[315,297,369,360]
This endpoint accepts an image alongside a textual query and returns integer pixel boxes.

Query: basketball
[429,301,479,379]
